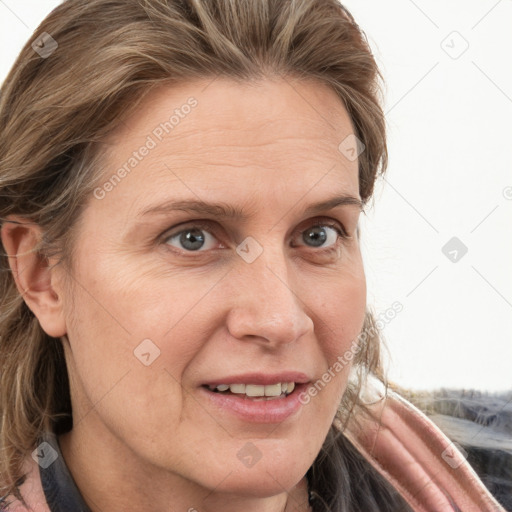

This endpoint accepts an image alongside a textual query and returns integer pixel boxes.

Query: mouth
[199,376,310,423]
[203,382,296,401]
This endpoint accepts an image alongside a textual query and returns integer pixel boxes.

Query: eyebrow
[138,194,363,220]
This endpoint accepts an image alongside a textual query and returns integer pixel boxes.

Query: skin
[2,77,367,512]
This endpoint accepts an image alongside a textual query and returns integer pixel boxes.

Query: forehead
[112,76,353,134]
[97,77,360,212]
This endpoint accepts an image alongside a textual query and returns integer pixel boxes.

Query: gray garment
[38,431,91,512]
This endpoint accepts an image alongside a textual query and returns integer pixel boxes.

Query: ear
[1,216,67,338]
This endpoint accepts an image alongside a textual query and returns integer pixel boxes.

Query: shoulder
[1,456,49,512]
[344,379,506,512]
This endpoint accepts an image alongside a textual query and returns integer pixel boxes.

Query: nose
[225,245,314,347]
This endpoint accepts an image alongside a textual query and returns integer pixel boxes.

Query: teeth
[246,384,265,397]
[210,382,297,397]
[264,383,282,397]
[229,383,246,394]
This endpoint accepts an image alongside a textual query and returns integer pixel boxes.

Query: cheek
[299,263,366,412]
[62,277,191,460]
[60,255,186,429]
[61,242,233,435]
[318,261,367,362]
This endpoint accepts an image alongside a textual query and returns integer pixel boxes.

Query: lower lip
[199,383,308,424]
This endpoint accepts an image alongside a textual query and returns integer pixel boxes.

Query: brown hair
[0,0,411,509]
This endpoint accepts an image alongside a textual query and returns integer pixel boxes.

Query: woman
[0,0,504,511]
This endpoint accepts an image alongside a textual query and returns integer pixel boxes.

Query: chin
[217,468,305,498]
[216,450,312,496]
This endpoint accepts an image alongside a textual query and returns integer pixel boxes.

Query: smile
[200,380,308,423]
[206,382,296,399]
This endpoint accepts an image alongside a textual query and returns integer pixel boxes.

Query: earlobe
[1,216,67,338]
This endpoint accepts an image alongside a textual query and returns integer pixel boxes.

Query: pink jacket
[3,390,506,511]
[345,388,506,511]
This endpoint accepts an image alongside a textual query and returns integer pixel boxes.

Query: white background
[1,0,511,392]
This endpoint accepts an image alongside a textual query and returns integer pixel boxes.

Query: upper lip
[202,372,310,387]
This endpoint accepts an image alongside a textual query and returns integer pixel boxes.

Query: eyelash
[161,218,350,255]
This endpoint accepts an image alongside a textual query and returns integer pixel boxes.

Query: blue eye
[164,223,218,252]
[299,223,344,249]
[162,220,348,253]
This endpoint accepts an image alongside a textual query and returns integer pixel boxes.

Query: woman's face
[59,77,366,499]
